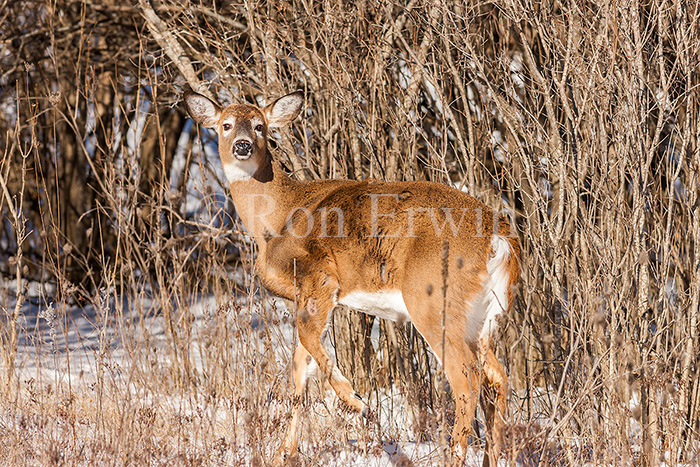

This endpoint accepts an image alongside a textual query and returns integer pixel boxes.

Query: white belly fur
[338,290,411,323]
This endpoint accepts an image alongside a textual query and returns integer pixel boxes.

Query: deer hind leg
[442,341,481,461]
[479,343,508,467]
[402,292,481,462]
[277,343,314,461]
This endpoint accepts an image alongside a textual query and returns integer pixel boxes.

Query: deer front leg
[276,343,314,462]
[276,289,368,464]
[297,295,368,416]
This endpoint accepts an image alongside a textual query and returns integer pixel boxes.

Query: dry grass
[1,0,699,465]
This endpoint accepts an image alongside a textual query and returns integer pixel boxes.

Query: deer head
[183,90,303,183]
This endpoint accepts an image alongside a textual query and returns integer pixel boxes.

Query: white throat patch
[223,159,258,182]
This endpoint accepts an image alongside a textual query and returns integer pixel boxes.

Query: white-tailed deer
[184,89,520,466]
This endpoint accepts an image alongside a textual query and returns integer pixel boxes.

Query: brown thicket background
[1,0,699,465]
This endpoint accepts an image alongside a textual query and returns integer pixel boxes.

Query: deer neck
[226,153,302,247]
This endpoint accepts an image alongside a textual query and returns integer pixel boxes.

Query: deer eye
[222,123,232,131]
[254,124,263,133]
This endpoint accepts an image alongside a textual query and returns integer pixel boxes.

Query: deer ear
[265,91,303,128]
[184,91,221,129]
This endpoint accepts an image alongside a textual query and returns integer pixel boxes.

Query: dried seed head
[48,92,61,106]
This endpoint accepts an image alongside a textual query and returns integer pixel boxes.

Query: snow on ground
[8,280,693,466]
[2,280,504,466]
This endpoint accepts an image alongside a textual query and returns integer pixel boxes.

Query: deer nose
[234,140,252,157]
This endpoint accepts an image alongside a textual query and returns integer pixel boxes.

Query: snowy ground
[8,279,689,466]
[1,279,502,466]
